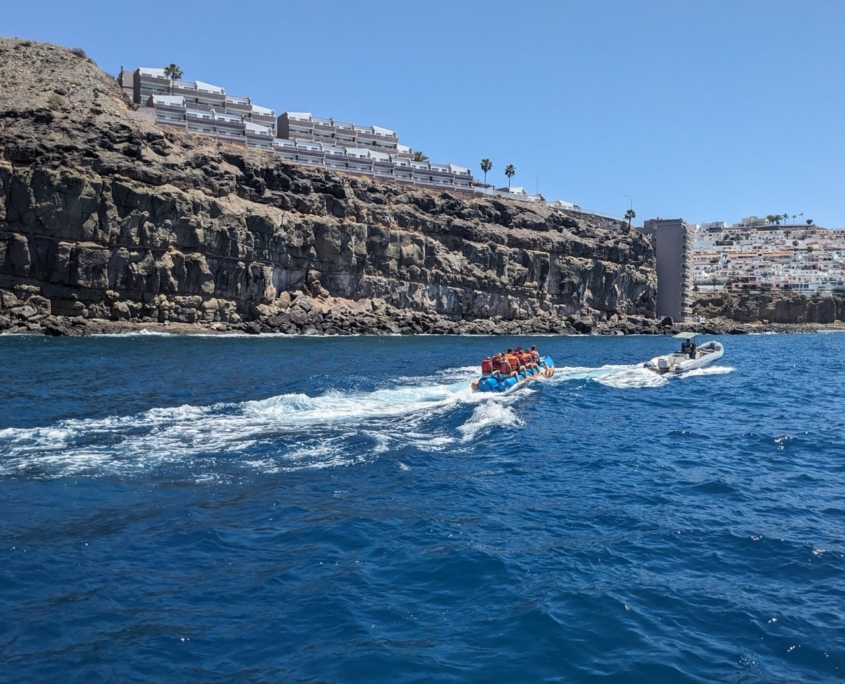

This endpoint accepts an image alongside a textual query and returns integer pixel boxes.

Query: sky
[3,0,844,227]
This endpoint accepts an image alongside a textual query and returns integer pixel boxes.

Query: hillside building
[637,218,694,322]
[277,113,402,154]
[119,67,476,192]
[120,67,277,137]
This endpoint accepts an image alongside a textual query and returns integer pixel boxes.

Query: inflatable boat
[644,333,723,374]
[472,357,555,393]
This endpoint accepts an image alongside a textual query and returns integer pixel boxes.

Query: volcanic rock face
[695,292,845,325]
[0,38,657,334]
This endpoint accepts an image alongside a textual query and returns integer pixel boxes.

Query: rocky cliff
[695,292,845,325]
[0,38,657,335]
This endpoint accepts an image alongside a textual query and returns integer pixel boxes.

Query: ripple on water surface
[1,333,844,682]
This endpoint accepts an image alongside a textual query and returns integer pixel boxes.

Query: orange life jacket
[500,359,512,374]
[507,354,519,369]
[522,353,533,365]
[481,357,492,375]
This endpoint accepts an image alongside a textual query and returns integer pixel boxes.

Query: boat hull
[644,341,724,374]
[472,357,555,392]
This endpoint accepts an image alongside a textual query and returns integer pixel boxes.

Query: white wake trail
[549,361,734,389]
[0,368,520,478]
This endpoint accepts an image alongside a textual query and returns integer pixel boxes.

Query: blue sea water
[1,332,844,683]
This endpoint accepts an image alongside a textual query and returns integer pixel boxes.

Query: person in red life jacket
[481,356,493,376]
[498,353,518,381]
[491,352,503,376]
[505,349,524,376]
[515,348,530,375]
[519,349,537,374]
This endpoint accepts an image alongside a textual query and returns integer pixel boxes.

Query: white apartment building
[121,67,277,136]
[272,139,473,191]
[692,221,845,296]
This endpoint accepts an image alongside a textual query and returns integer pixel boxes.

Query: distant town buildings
[637,218,694,322]
[692,218,845,296]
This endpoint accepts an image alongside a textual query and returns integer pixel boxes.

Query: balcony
[355,130,379,141]
[138,73,171,86]
[225,99,252,114]
[250,112,276,125]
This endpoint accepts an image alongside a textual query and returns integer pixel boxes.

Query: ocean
[1,332,843,682]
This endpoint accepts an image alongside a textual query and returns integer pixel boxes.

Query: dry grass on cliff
[0,37,126,116]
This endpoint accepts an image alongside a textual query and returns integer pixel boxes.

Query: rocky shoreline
[3,284,844,337]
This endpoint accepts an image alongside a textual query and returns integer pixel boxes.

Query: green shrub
[47,93,66,110]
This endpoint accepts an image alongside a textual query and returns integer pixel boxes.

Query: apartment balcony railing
[355,130,380,141]
[215,122,246,133]
[250,112,276,123]
[225,101,252,114]
[139,73,171,84]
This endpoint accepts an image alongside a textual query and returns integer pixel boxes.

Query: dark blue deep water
[2,332,844,682]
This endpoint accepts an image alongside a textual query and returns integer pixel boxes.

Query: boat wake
[549,362,734,389]
[0,359,734,479]
[0,366,522,479]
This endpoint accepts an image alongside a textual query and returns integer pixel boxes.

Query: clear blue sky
[5,0,844,227]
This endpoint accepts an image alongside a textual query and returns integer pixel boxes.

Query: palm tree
[504,164,515,188]
[412,151,429,162]
[625,208,636,230]
[480,158,492,185]
[163,63,183,94]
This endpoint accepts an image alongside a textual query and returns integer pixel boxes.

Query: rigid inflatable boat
[472,357,555,393]
[644,333,724,374]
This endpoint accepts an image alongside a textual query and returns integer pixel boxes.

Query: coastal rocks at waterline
[0,283,673,336]
[694,292,845,325]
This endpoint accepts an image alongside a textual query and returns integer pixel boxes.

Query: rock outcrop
[1,38,658,335]
[695,292,845,325]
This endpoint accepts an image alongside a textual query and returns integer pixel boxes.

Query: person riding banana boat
[474,345,555,392]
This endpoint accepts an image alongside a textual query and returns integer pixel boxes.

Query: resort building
[637,218,694,322]
[492,187,545,202]
[120,67,277,135]
[146,94,275,149]
[277,113,402,154]
[271,139,473,190]
[273,110,474,191]
[119,67,476,192]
